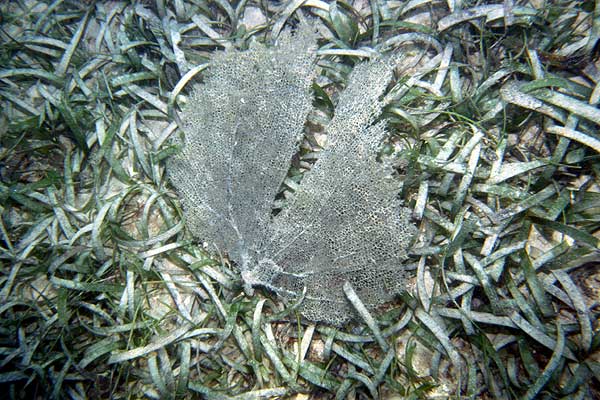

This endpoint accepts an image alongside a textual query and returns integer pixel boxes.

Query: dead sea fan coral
[168,25,417,325]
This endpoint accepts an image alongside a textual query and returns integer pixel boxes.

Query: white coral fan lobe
[168,24,416,325]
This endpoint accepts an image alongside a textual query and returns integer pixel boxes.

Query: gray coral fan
[168,25,417,325]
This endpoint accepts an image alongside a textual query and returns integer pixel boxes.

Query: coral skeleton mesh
[168,25,417,325]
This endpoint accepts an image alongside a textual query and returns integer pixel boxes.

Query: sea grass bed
[1,1,599,399]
